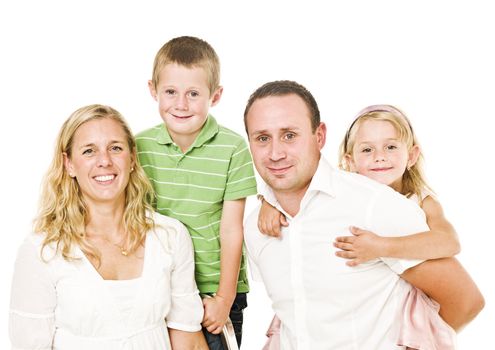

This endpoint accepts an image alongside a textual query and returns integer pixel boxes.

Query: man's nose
[269,140,286,161]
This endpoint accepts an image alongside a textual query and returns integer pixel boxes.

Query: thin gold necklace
[99,235,130,256]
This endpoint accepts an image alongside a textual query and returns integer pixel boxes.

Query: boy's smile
[150,63,222,152]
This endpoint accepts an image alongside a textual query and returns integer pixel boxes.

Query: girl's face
[346,119,419,192]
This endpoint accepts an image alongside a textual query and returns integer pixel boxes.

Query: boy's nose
[175,94,189,110]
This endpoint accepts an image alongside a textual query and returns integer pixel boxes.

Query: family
[9,36,484,349]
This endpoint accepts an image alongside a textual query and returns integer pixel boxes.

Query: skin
[64,118,207,346]
[249,96,484,331]
[149,63,243,335]
[149,63,222,153]
[246,94,326,217]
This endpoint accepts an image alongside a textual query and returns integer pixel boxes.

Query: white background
[1,1,493,348]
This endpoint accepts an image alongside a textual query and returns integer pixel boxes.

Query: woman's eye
[82,148,93,155]
[111,145,123,152]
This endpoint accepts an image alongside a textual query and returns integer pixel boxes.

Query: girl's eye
[361,147,372,153]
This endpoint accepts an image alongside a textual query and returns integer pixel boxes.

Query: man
[243,80,484,349]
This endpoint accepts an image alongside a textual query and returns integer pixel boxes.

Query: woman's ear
[63,152,75,177]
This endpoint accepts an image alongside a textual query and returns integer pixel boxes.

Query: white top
[9,212,204,350]
[245,157,429,350]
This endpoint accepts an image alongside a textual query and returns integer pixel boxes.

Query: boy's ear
[148,80,158,101]
[210,86,223,107]
[408,145,421,168]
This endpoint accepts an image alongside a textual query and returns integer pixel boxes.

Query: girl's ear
[408,145,421,168]
[344,154,356,172]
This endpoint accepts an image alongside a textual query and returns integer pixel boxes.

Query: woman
[9,104,208,349]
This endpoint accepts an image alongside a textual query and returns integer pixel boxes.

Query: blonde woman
[9,104,208,349]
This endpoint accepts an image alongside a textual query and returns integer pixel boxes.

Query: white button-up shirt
[245,157,429,349]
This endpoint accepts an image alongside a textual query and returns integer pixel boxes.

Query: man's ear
[210,86,223,107]
[408,145,421,168]
[148,80,158,101]
[316,122,327,150]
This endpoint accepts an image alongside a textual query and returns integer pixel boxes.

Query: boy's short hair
[151,36,220,95]
[243,80,321,134]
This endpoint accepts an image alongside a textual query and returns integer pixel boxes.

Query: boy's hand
[202,295,232,334]
[258,197,288,237]
[333,226,385,266]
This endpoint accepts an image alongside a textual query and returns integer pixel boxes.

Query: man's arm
[400,257,484,331]
[202,199,245,334]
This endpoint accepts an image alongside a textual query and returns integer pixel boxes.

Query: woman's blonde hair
[338,104,433,199]
[35,104,155,262]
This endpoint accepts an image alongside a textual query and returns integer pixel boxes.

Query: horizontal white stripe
[227,175,257,185]
[155,208,218,217]
[228,161,254,174]
[150,178,224,191]
[142,165,227,178]
[156,194,222,204]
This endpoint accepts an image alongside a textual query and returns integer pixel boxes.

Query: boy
[136,36,257,349]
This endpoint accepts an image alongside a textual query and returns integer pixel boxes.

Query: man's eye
[257,136,269,142]
[284,133,296,140]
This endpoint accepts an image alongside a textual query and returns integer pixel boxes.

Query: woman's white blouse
[9,212,204,350]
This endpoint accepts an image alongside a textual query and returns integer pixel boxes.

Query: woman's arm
[169,329,208,350]
[9,236,56,349]
[334,196,461,266]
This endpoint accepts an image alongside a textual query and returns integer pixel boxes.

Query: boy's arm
[400,257,484,331]
[202,199,245,334]
[257,195,288,237]
[334,196,461,265]
[168,329,208,350]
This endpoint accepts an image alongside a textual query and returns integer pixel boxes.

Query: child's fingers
[280,214,289,227]
[335,235,356,244]
[335,249,356,259]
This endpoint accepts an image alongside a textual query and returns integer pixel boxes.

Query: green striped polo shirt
[135,115,257,293]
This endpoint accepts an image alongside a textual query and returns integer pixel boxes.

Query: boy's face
[149,63,222,150]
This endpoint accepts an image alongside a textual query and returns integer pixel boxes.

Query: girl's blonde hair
[35,104,155,262]
[338,104,433,199]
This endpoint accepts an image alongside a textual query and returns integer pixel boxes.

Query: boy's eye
[188,91,200,98]
[165,89,176,95]
[386,145,398,150]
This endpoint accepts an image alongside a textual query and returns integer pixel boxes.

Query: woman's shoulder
[147,211,191,248]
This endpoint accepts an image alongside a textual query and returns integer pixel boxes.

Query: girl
[258,104,459,349]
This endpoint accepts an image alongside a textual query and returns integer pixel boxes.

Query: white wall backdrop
[1,1,493,348]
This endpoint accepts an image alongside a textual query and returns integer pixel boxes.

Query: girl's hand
[333,226,385,266]
[258,198,288,237]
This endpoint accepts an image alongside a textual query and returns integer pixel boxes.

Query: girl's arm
[257,196,288,237]
[334,196,461,266]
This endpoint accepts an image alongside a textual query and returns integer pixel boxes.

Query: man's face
[246,94,326,198]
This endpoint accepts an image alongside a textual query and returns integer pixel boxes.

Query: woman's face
[64,118,134,208]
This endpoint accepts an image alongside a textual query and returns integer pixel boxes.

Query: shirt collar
[260,155,336,208]
[155,114,220,148]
